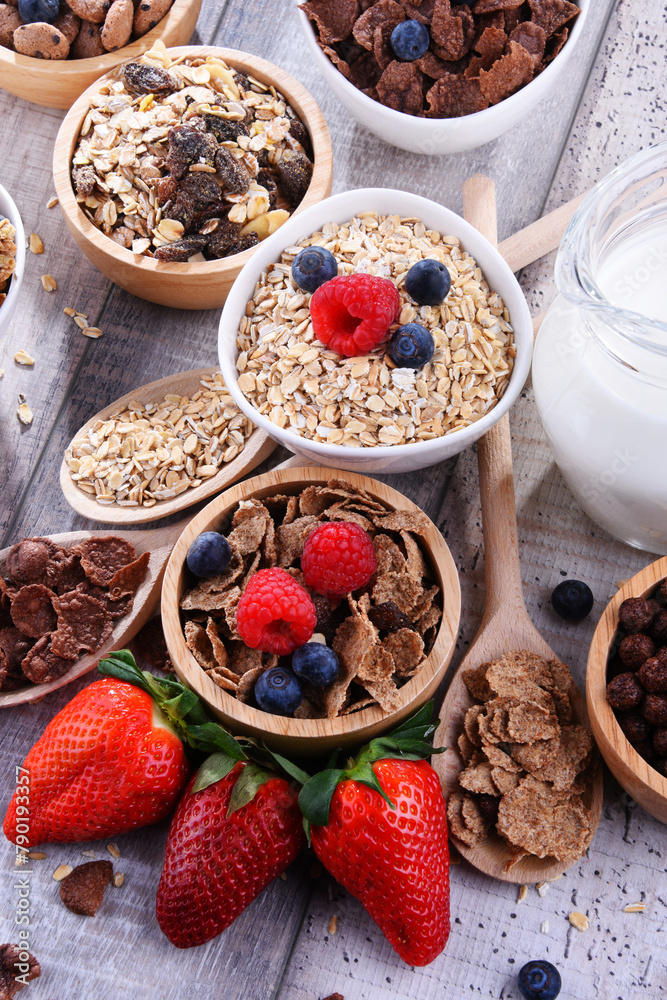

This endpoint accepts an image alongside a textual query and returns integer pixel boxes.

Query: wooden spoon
[433,174,603,883]
[0,521,186,708]
[59,367,276,525]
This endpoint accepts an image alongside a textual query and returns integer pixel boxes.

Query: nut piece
[53,863,74,881]
[622,902,645,912]
[106,842,120,859]
[29,233,43,254]
[41,274,57,292]
[113,872,125,887]
[568,911,589,931]
[328,914,338,935]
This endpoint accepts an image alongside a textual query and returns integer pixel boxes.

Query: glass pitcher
[532,143,667,554]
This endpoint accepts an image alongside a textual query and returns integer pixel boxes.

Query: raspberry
[310,273,401,357]
[301,522,377,596]
[236,568,316,655]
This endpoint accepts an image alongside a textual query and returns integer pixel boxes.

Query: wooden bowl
[161,467,461,755]
[587,555,667,824]
[52,47,333,310]
[0,0,200,110]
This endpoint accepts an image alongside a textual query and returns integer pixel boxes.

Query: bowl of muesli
[298,0,587,155]
[0,182,25,337]
[218,187,532,473]
[161,467,461,754]
[52,44,333,309]
[0,0,201,110]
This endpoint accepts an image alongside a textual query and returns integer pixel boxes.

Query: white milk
[596,222,667,324]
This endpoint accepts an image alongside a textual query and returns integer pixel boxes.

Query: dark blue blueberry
[291,246,338,293]
[390,19,430,61]
[551,580,594,621]
[292,642,339,687]
[405,258,452,305]
[18,0,59,23]
[518,960,562,1000]
[254,667,303,716]
[387,322,434,369]
[186,531,232,579]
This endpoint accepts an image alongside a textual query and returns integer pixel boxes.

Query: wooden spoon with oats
[433,175,603,883]
[59,367,276,525]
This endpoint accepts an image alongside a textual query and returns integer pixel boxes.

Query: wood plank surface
[1,0,666,998]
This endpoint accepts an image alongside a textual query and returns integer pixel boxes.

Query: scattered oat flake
[536,881,548,897]
[29,233,43,254]
[14,349,34,365]
[28,851,47,860]
[107,842,120,858]
[82,327,103,339]
[81,850,97,858]
[328,914,338,935]
[113,872,125,888]
[63,306,76,316]
[541,920,550,934]
[623,902,645,912]
[517,884,528,903]
[41,274,57,292]
[17,400,33,425]
[616,579,630,590]
[53,864,74,881]
[569,911,589,931]
[47,196,59,209]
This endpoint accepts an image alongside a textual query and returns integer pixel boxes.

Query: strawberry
[298,705,450,967]
[156,757,306,948]
[3,651,248,847]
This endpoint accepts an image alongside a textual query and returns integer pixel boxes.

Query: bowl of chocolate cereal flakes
[161,468,461,754]
[298,0,587,155]
[0,182,24,336]
[587,556,667,825]
[0,0,201,110]
[53,45,332,309]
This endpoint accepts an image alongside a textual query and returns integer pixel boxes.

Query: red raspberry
[310,274,401,357]
[301,522,377,596]
[236,567,316,655]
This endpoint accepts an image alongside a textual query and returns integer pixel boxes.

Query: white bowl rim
[297,0,589,132]
[218,186,533,463]
[0,183,25,325]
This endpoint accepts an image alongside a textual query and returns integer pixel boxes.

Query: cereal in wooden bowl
[0,216,16,308]
[70,44,315,260]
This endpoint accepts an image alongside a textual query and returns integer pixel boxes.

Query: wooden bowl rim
[0,0,196,76]
[586,554,667,800]
[161,467,461,742]
[52,44,332,279]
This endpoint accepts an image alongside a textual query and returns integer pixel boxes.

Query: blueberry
[390,19,430,61]
[291,247,338,293]
[518,960,562,1000]
[254,667,303,716]
[186,531,232,579]
[405,258,452,305]
[388,323,434,368]
[18,0,59,23]
[551,579,594,621]
[292,642,339,687]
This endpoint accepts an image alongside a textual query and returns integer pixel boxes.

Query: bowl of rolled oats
[52,44,333,309]
[161,466,461,754]
[218,187,532,473]
[0,182,25,337]
[0,0,201,110]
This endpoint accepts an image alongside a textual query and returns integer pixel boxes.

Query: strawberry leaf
[227,763,271,817]
[183,723,248,760]
[192,752,240,793]
[347,761,395,809]
[299,769,346,826]
[391,701,434,735]
[261,748,311,787]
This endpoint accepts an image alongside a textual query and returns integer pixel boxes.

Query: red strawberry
[299,705,449,966]
[156,760,306,948]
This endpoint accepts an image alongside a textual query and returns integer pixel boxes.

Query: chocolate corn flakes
[179,479,444,719]
[448,649,598,869]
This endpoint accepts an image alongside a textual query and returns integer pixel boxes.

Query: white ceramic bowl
[298,0,588,155]
[218,187,533,474]
[0,183,25,337]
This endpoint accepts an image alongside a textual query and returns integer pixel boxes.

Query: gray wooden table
[1,1,666,998]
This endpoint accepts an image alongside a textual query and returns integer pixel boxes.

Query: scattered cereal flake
[63,306,76,316]
[29,233,43,254]
[541,920,550,934]
[568,911,589,931]
[106,842,120,859]
[82,326,103,339]
[328,914,338,935]
[536,881,548,897]
[27,851,47,860]
[60,860,113,916]
[547,874,563,882]
[113,872,125,888]
[622,902,645,913]
[17,397,33,425]
[53,864,74,881]
[14,349,34,366]
[73,315,87,329]
[41,274,57,292]
[46,196,59,209]
[616,579,630,590]
[81,850,97,858]
[517,884,528,903]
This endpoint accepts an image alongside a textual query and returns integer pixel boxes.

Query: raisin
[153,236,210,262]
[156,174,178,206]
[222,233,259,257]
[618,597,658,634]
[257,169,278,207]
[123,62,175,95]
[72,165,98,197]
[618,712,651,744]
[618,633,655,669]
[206,218,243,257]
[164,190,196,231]
[643,693,667,726]
[369,601,412,634]
[276,150,313,207]
[166,125,219,180]
[203,113,250,143]
[476,793,499,823]
[606,672,643,710]
[233,71,250,92]
[214,146,250,195]
[310,593,347,647]
[288,113,313,159]
[180,174,225,212]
